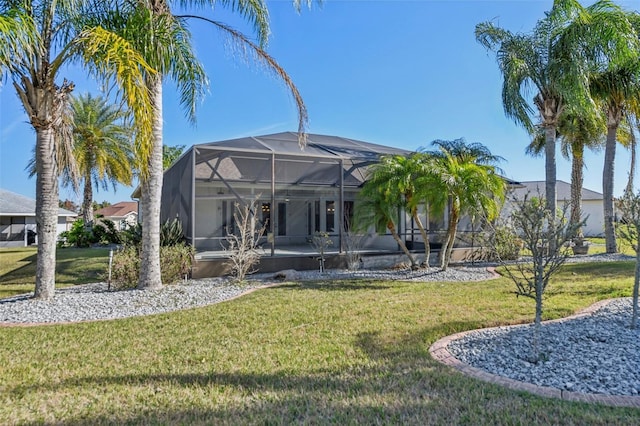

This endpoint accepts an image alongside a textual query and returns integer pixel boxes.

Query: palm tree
[101,0,313,290]
[26,93,134,225]
[354,178,418,270]
[476,0,634,219]
[527,111,606,245]
[365,153,434,267]
[70,93,134,225]
[590,13,640,253]
[0,1,153,300]
[425,139,505,270]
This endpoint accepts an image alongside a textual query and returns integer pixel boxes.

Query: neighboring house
[95,201,138,230]
[0,188,77,247]
[507,180,605,237]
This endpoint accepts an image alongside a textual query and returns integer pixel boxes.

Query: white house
[95,201,138,230]
[508,180,605,237]
[0,188,77,247]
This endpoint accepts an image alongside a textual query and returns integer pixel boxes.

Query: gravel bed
[0,265,494,325]
[446,298,640,396]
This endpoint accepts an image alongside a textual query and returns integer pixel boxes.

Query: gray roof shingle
[0,189,77,216]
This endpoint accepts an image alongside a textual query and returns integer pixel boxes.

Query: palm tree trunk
[34,127,58,300]
[82,171,94,226]
[387,221,417,269]
[570,142,584,239]
[626,124,637,195]
[440,205,459,271]
[138,75,164,290]
[603,124,618,253]
[544,125,557,215]
[411,210,431,268]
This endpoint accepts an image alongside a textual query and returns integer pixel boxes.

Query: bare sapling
[498,194,581,361]
[224,200,266,282]
[310,231,332,273]
[615,190,640,329]
[343,216,365,270]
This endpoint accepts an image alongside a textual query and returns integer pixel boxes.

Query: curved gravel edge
[0,265,496,326]
[429,299,640,409]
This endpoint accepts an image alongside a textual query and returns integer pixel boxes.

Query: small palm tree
[355,178,418,270]
[365,154,433,267]
[425,139,506,270]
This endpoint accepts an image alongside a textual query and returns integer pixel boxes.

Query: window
[278,202,286,236]
[326,201,335,232]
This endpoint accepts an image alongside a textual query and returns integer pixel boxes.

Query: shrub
[490,225,522,260]
[59,219,93,248]
[120,223,142,247]
[93,219,121,245]
[161,218,186,246]
[110,245,195,290]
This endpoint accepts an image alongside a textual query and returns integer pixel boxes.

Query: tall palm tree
[0,1,153,300]
[527,111,606,242]
[365,153,434,267]
[101,0,312,290]
[69,93,134,224]
[476,0,634,219]
[426,139,505,271]
[591,60,640,253]
[26,93,134,225]
[354,178,418,270]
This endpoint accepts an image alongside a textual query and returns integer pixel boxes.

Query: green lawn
[0,247,110,298]
[0,257,638,424]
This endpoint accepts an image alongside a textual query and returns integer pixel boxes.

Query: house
[95,201,138,230]
[0,188,77,247]
[137,132,512,277]
[507,180,605,237]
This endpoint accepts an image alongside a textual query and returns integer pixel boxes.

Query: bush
[161,218,186,246]
[58,218,121,248]
[59,219,93,248]
[490,225,522,261]
[93,219,121,245]
[120,223,142,247]
[110,245,195,290]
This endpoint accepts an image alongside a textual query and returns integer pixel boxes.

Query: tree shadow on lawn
[15,323,636,425]
[0,253,37,285]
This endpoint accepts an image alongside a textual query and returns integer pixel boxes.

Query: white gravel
[0,265,494,324]
[446,298,640,396]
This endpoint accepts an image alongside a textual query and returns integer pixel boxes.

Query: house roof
[193,132,412,159]
[133,132,413,198]
[0,189,77,217]
[514,180,603,201]
[95,201,138,219]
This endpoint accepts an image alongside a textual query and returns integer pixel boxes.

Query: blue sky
[1,0,638,205]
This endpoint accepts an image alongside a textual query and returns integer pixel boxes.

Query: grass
[1,257,639,424]
[0,247,109,298]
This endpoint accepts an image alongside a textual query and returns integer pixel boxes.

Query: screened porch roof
[192,132,412,188]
